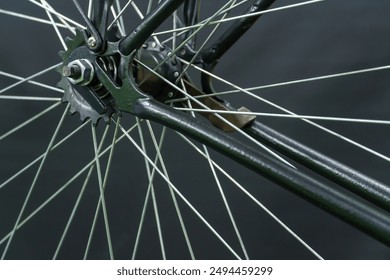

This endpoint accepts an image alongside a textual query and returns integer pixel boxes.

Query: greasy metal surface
[136,42,182,102]
[58,29,117,124]
[72,0,109,52]
[132,98,390,245]
[89,0,114,44]
[119,0,186,55]
[60,0,390,246]
[201,0,277,93]
[201,0,277,65]
[246,120,390,212]
[182,80,255,131]
[183,0,200,48]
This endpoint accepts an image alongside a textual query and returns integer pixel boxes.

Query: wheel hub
[136,42,181,102]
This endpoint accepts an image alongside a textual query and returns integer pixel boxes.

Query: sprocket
[57,29,117,125]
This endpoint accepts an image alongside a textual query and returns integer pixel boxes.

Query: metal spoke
[205,146,249,259]
[0,96,61,101]
[28,0,84,29]
[145,121,195,260]
[136,119,166,259]
[176,132,323,259]
[180,65,390,100]
[88,0,93,18]
[0,120,90,191]
[185,99,248,259]
[174,0,239,83]
[40,0,67,50]
[146,0,154,15]
[0,70,63,94]
[172,11,178,50]
[0,0,386,260]
[131,173,152,260]
[179,59,390,162]
[115,120,242,259]
[115,0,126,34]
[108,0,134,31]
[1,104,70,259]
[138,0,238,87]
[52,124,110,259]
[39,0,76,35]
[157,0,324,37]
[0,102,61,142]
[0,63,61,95]
[131,125,192,260]
[214,0,324,25]
[0,8,68,29]
[101,118,122,201]
[138,60,295,168]
[110,5,125,36]
[0,121,136,249]
[91,124,114,260]
[158,0,251,38]
[52,160,93,259]
[175,108,390,125]
[129,1,162,47]
[83,118,127,260]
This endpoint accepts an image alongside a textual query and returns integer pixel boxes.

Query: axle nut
[64,59,95,86]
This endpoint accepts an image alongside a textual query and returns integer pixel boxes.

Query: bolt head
[62,66,72,77]
[87,36,97,48]
[63,65,81,78]
[66,59,95,86]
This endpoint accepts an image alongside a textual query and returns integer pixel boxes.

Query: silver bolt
[62,65,81,78]
[173,72,180,78]
[87,36,97,48]
[65,59,95,86]
[151,42,157,48]
[167,92,174,98]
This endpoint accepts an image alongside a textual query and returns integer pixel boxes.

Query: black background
[0,0,390,259]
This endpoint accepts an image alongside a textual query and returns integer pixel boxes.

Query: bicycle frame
[86,0,390,245]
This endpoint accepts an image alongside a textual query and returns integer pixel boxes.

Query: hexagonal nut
[67,59,95,86]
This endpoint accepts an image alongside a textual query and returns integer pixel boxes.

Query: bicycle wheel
[0,0,389,260]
